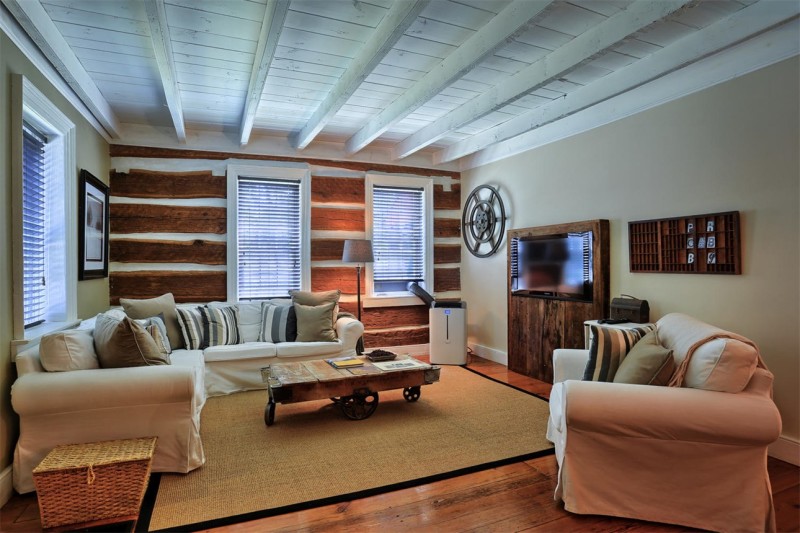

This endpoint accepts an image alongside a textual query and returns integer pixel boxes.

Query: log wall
[109,154,462,349]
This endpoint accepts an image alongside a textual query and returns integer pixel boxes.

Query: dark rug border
[138,366,554,533]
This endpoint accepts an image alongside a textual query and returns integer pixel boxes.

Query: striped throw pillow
[176,307,205,350]
[199,305,241,347]
[259,302,297,343]
[583,325,655,382]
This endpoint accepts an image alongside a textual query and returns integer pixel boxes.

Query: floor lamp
[342,239,373,354]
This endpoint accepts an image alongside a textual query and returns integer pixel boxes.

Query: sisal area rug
[139,366,553,531]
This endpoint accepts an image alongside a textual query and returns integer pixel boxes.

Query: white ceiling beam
[144,0,185,143]
[434,0,800,164]
[291,0,429,150]
[344,0,555,155]
[239,0,290,146]
[1,0,121,139]
[393,0,693,160]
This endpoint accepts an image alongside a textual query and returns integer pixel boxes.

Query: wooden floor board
[2,354,798,533]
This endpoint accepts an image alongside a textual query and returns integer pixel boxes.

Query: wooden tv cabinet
[507,220,609,382]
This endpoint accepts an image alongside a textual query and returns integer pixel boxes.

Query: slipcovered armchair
[547,313,782,533]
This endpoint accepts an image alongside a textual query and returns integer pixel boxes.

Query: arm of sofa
[12,364,199,416]
[563,380,782,446]
[336,316,364,351]
[553,349,589,384]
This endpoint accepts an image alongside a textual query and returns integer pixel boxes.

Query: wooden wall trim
[110,170,225,199]
[109,145,461,179]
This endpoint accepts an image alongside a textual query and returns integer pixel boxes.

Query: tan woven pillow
[39,330,99,372]
[290,290,340,328]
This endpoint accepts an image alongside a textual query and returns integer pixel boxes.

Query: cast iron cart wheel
[403,386,421,402]
[264,399,275,426]
[339,391,379,420]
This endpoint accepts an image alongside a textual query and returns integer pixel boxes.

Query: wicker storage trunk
[32,437,157,530]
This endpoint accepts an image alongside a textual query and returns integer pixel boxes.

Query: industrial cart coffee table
[261,356,441,426]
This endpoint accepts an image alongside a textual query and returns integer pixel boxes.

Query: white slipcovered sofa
[547,313,782,533]
[11,303,364,494]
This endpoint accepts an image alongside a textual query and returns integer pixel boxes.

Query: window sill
[11,319,82,359]
[363,295,425,308]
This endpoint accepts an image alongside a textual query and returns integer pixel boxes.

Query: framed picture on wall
[78,169,109,280]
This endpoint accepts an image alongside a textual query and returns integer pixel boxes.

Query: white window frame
[365,173,433,308]
[11,75,78,342]
[226,164,311,301]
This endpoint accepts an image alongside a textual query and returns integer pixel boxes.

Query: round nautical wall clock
[461,184,507,258]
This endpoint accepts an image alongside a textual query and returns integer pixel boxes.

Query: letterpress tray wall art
[629,211,741,274]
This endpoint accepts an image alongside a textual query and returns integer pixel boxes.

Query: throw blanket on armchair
[668,331,769,388]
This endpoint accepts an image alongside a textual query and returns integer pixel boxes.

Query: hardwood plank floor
[1,354,798,533]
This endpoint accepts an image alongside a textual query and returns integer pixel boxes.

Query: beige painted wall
[1,33,110,471]
[461,58,800,441]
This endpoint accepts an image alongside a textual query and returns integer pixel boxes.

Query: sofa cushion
[685,338,758,393]
[204,342,277,362]
[177,306,206,350]
[295,302,338,342]
[120,292,183,349]
[276,341,342,358]
[259,302,297,343]
[39,330,99,372]
[199,305,241,347]
[613,330,675,386]
[94,312,170,368]
[583,325,653,382]
[169,349,205,368]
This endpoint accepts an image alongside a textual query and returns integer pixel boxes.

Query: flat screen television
[511,232,593,302]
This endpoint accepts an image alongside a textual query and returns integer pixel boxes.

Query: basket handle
[619,294,641,300]
[86,464,95,485]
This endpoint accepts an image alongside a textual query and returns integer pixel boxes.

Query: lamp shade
[342,239,374,263]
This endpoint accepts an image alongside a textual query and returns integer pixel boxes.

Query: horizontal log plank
[311,176,364,204]
[361,305,429,329]
[110,145,461,179]
[110,271,226,304]
[111,169,225,199]
[434,183,461,210]
[311,207,365,232]
[363,327,429,348]
[110,204,226,234]
[311,239,346,261]
[311,266,364,295]
[434,244,461,264]
[434,218,461,238]
[110,238,226,264]
[434,267,461,292]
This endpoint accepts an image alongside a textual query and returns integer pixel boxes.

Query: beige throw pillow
[94,312,170,368]
[613,330,675,386]
[290,290,340,327]
[294,302,337,342]
[120,293,183,349]
[39,330,99,372]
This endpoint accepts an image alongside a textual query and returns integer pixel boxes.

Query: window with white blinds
[22,122,48,328]
[372,185,426,294]
[237,177,302,299]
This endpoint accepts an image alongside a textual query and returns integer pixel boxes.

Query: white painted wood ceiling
[4,0,798,167]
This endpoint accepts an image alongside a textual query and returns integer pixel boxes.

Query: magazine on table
[372,359,429,371]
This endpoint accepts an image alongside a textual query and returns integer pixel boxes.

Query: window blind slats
[22,123,47,327]
[237,178,302,299]
[373,186,425,288]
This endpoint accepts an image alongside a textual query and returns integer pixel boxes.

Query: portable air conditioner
[429,302,468,365]
[407,282,468,365]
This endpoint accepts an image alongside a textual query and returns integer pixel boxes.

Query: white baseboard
[375,343,430,356]
[769,436,800,466]
[469,343,508,366]
[0,465,12,508]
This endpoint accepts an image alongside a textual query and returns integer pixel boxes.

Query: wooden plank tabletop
[269,356,432,387]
